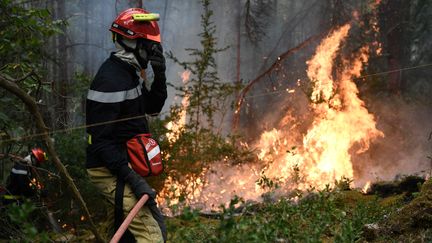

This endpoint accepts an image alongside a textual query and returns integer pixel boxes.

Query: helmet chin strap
[116,35,148,69]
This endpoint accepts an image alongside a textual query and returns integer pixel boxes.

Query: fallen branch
[232,33,323,130]
[0,73,104,242]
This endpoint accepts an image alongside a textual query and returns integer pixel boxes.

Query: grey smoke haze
[353,96,432,185]
[68,1,328,114]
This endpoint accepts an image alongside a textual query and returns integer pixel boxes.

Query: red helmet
[31,148,48,164]
[110,8,161,43]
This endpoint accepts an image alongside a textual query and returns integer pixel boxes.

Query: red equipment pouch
[126,134,163,177]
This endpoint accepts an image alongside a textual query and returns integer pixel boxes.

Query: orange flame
[362,181,371,194]
[29,178,43,190]
[181,70,191,83]
[261,25,383,190]
[307,24,350,103]
[165,70,190,143]
[159,21,383,212]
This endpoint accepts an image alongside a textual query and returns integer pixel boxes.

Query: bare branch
[232,33,324,130]
[3,71,35,83]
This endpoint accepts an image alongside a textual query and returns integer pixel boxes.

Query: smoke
[352,96,432,185]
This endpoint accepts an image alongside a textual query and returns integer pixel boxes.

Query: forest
[0,0,431,242]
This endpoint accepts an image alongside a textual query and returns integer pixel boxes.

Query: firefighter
[2,148,47,205]
[85,8,167,242]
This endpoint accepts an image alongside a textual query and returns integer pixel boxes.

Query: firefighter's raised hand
[149,43,165,73]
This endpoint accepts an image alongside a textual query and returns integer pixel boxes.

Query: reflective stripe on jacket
[86,53,167,173]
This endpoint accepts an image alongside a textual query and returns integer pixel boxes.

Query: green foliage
[334,176,353,191]
[72,72,92,97]
[167,0,241,133]
[169,0,240,133]
[256,173,279,190]
[168,206,217,242]
[0,3,93,238]
[2,200,49,242]
[47,130,107,222]
[159,0,251,205]
[0,0,63,76]
[0,1,64,165]
[167,189,392,242]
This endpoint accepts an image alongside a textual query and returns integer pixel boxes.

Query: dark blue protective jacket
[86,53,167,172]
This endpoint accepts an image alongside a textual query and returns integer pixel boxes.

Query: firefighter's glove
[123,169,156,199]
[149,43,166,74]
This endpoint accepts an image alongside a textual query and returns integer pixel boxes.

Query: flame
[30,178,43,190]
[181,70,191,83]
[362,181,371,194]
[165,70,190,143]
[260,25,383,190]
[159,11,384,213]
[165,97,188,143]
[307,24,350,103]
[157,172,207,212]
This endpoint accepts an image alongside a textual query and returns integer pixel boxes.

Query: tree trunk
[236,0,242,87]
[380,0,410,94]
[230,0,242,134]
[56,0,69,128]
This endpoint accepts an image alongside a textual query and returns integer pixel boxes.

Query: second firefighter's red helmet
[31,148,48,164]
[110,8,161,43]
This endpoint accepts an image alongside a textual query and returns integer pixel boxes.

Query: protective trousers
[87,167,163,243]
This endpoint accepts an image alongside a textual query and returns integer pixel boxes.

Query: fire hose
[110,194,149,243]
